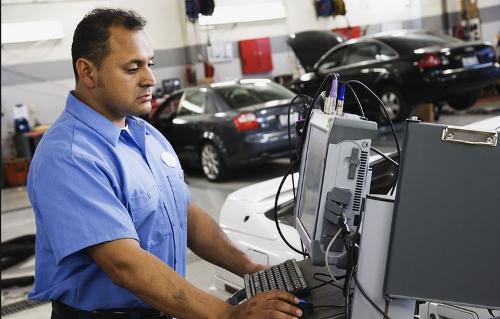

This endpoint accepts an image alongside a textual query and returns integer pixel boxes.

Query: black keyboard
[244,259,308,297]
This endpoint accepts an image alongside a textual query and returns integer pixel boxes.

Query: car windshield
[213,81,295,109]
[380,33,462,53]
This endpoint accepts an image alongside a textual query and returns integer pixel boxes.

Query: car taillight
[233,113,260,132]
[417,53,442,69]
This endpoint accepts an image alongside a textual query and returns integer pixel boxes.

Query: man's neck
[74,87,126,128]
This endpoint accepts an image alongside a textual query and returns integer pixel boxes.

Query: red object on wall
[239,37,273,74]
[185,64,197,85]
[4,158,29,187]
[332,26,361,39]
[204,61,215,78]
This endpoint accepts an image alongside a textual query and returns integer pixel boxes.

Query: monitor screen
[293,110,377,264]
[297,123,328,240]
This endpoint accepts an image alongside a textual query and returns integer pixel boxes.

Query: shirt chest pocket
[129,185,170,248]
[164,168,189,229]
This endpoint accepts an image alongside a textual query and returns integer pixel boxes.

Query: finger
[259,309,300,319]
[258,290,300,304]
[260,300,303,318]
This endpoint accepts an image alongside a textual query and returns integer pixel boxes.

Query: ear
[75,58,97,88]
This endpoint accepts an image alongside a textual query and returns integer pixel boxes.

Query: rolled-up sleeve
[30,153,138,264]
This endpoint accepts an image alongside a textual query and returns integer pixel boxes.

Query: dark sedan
[149,79,300,181]
[288,30,500,121]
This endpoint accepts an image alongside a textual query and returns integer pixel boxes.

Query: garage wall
[2,0,499,159]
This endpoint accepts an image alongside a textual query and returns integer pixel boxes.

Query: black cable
[384,298,391,318]
[298,73,336,158]
[343,82,366,117]
[1,276,35,289]
[345,80,401,162]
[300,240,307,260]
[287,94,312,204]
[312,73,337,110]
[313,272,346,281]
[310,273,344,290]
[345,80,401,196]
[1,234,36,270]
[314,304,344,309]
[309,279,342,291]
[370,146,399,167]
[345,272,351,319]
[343,230,356,319]
[353,271,391,319]
[273,160,309,256]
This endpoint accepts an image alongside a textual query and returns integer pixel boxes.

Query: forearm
[187,203,261,277]
[88,240,231,319]
[121,250,230,318]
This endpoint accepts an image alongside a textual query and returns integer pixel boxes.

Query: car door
[169,89,208,161]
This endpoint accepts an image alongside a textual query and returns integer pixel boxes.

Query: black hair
[71,8,147,82]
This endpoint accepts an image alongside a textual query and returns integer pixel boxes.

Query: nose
[140,66,156,88]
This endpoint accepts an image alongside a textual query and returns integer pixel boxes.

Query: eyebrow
[123,56,155,66]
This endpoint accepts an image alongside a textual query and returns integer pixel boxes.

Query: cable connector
[336,84,346,116]
[342,212,350,233]
[295,119,305,137]
[324,74,339,114]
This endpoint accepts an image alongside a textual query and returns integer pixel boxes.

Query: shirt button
[137,121,143,125]
[147,192,152,198]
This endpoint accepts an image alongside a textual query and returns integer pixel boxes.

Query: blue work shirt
[27,92,190,310]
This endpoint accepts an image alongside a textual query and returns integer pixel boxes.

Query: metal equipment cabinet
[239,37,273,74]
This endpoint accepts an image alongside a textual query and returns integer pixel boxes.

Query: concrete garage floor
[1,98,499,318]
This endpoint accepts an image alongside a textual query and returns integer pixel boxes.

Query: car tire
[377,86,412,122]
[446,90,480,111]
[200,142,229,182]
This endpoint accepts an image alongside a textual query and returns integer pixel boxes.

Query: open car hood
[287,30,345,71]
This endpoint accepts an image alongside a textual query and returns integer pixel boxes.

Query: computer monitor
[293,109,377,266]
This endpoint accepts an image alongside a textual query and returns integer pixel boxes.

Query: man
[27,8,303,319]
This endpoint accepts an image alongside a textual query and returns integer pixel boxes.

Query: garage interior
[1,0,499,318]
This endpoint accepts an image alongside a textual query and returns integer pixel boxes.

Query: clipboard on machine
[384,118,500,309]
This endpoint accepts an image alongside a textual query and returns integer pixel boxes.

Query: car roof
[313,29,458,68]
[333,29,449,47]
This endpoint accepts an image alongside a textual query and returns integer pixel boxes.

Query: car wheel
[446,90,480,111]
[378,86,411,122]
[200,142,228,182]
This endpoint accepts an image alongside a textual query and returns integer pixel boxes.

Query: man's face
[93,26,156,120]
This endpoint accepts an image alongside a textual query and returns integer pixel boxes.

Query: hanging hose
[1,234,36,270]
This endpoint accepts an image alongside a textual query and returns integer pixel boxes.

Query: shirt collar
[65,91,146,146]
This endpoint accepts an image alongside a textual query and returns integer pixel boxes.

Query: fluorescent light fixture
[2,20,64,44]
[198,2,286,26]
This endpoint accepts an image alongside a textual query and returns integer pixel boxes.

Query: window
[213,81,294,109]
[345,42,379,65]
[205,95,217,114]
[317,46,349,72]
[178,90,205,116]
[264,200,295,227]
[376,43,398,61]
[158,92,182,119]
[381,33,461,53]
